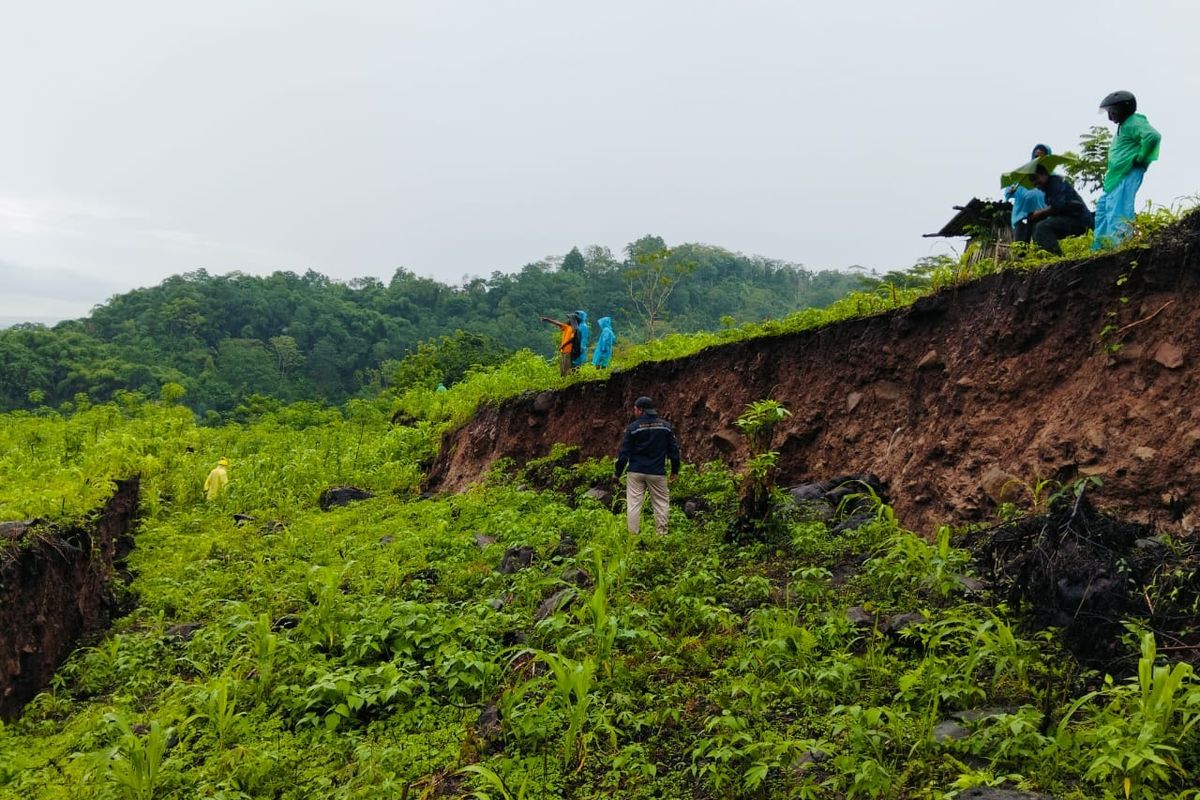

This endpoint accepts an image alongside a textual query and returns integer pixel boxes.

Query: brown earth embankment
[428,214,1200,534]
[0,478,139,720]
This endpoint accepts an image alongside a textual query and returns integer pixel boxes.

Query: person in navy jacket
[615,396,681,535]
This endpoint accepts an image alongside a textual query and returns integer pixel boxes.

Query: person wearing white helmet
[1092,90,1161,250]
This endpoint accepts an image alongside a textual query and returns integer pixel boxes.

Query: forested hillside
[0,238,861,416]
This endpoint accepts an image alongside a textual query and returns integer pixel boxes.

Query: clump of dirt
[968,493,1200,673]
[0,477,140,720]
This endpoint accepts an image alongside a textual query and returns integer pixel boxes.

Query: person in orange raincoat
[540,313,579,377]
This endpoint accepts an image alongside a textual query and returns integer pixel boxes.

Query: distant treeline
[0,236,862,415]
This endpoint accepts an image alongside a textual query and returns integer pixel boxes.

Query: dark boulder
[164,622,202,642]
[552,535,578,560]
[476,703,504,754]
[318,486,373,511]
[561,567,592,588]
[582,487,615,509]
[497,545,535,574]
[535,588,578,622]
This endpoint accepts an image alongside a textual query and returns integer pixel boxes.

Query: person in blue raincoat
[591,316,616,368]
[571,310,591,367]
[1004,144,1050,243]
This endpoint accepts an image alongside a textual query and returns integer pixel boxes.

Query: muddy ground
[0,478,140,720]
[428,213,1200,536]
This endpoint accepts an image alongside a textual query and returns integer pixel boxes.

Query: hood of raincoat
[575,310,588,325]
[597,316,612,331]
[1031,143,1052,159]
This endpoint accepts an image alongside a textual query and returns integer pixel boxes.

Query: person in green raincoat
[1092,91,1161,250]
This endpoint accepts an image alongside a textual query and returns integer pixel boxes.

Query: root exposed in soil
[969,493,1200,673]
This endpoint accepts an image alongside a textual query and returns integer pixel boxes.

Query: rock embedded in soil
[980,467,1019,505]
[872,380,904,403]
[534,588,577,622]
[881,611,926,638]
[956,790,1052,800]
[497,545,535,574]
[560,567,592,588]
[917,349,944,370]
[1153,341,1184,369]
[165,622,202,642]
[582,487,614,509]
[473,533,497,548]
[552,535,577,560]
[318,486,373,511]
[931,719,970,742]
[1133,446,1157,461]
[846,606,874,628]
[476,703,504,754]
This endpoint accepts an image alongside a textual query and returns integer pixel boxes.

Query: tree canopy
[0,238,862,416]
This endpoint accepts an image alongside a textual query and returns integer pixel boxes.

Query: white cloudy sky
[2,1,1197,325]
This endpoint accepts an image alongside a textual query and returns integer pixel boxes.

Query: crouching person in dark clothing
[1028,166,1092,255]
[615,396,681,535]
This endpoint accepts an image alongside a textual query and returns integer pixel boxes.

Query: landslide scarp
[0,478,140,720]
[428,212,1200,535]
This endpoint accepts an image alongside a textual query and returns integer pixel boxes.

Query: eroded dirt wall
[428,215,1200,534]
[0,477,140,720]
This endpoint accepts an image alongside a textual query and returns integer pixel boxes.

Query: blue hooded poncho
[1003,144,1051,228]
[591,316,615,368]
[572,310,591,366]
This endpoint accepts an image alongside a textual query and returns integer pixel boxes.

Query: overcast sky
[2,1,1197,325]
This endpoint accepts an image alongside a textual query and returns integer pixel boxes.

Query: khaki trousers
[559,351,573,376]
[626,472,669,534]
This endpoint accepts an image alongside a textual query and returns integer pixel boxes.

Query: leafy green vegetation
[3,388,1200,799]
[4,208,1200,798]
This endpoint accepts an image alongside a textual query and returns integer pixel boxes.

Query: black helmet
[1099,90,1136,111]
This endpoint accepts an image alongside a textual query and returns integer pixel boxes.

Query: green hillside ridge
[2,210,1198,799]
[0,238,864,417]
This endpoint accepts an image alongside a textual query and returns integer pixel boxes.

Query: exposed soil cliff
[0,478,140,720]
[428,214,1200,534]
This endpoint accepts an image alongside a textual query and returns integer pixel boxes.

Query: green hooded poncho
[1104,113,1161,192]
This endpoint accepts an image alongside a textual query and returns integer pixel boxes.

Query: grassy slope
[1,401,1198,800]
[3,214,1200,799]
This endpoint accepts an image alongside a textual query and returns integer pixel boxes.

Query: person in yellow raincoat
[204,458,230,500]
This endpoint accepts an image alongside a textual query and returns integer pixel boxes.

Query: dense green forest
[0,237,861,416]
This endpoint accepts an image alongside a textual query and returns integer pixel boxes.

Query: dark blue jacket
[1041,175,1090,220]
[615,412,681,477]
